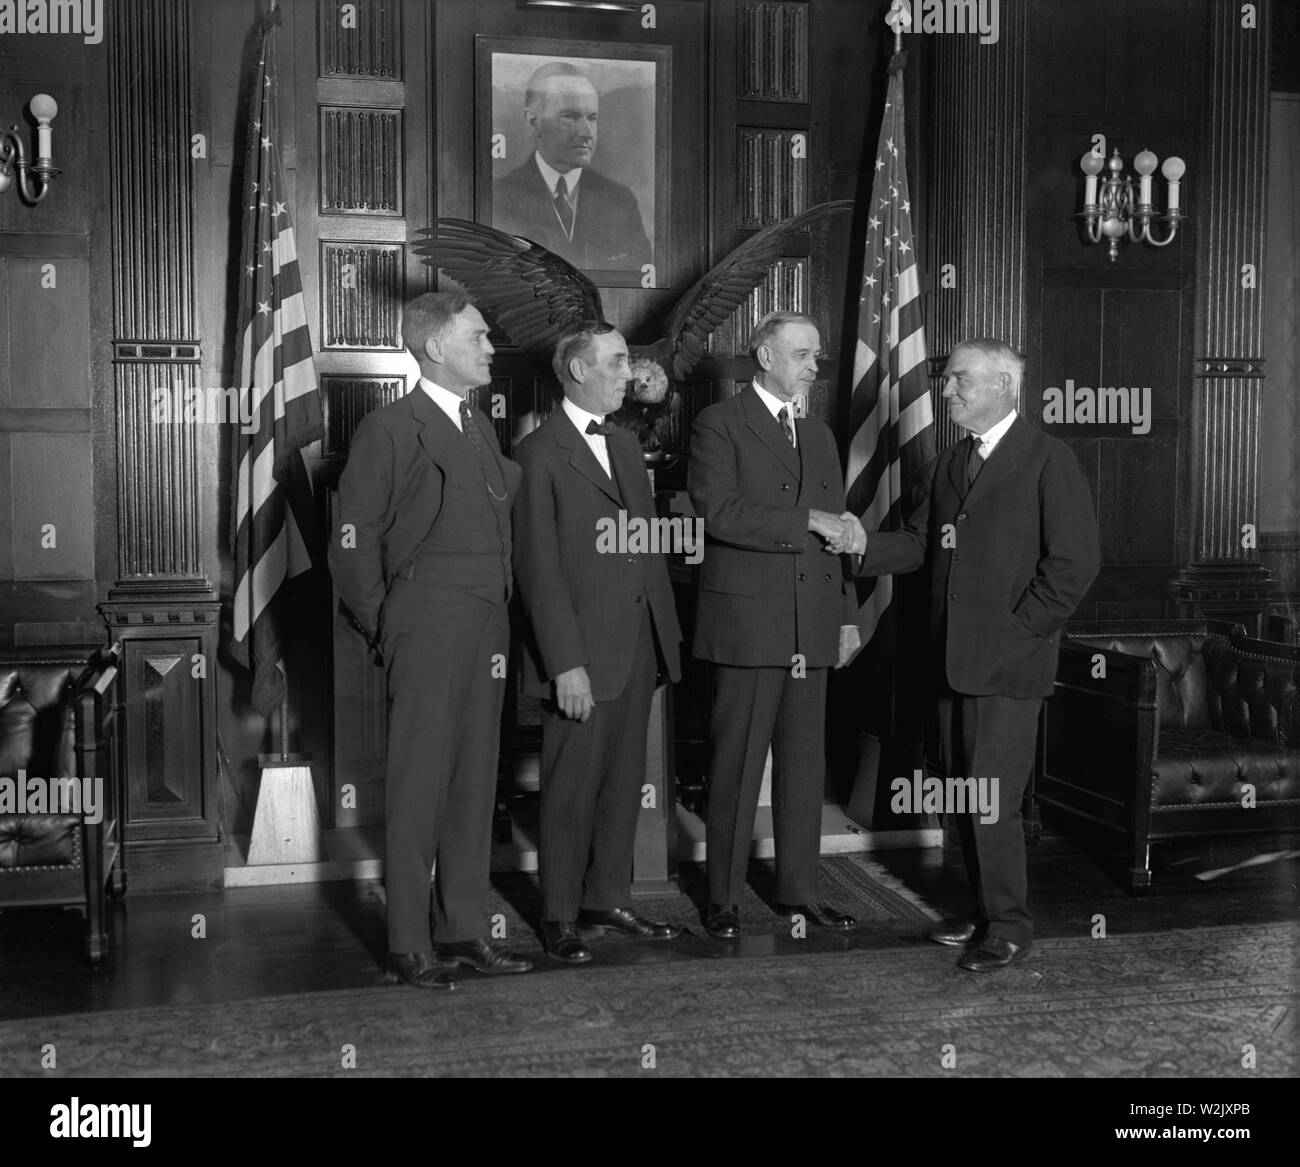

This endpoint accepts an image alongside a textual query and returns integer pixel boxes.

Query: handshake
[808,509,867,556]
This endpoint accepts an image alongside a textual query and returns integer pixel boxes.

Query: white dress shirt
[970,408,1017,461]
[562,396,611,478]
[420,377,465,432]
[534,154,582,240]
[751,379,798,449]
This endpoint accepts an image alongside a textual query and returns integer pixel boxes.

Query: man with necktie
[330,291,532,988]
[832,339,1100,971]
[687,311,861,940]
[493,62,652,272]
[513,321,683,963]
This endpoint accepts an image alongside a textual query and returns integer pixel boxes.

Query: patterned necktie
[585,419,613,437]
[964,433,984,491]
[460,401,507,501]
[777,405,796,447]
[554,175,574,238]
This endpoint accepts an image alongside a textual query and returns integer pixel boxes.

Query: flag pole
[886,0,911,55]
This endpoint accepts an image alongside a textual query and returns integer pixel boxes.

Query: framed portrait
[476,36,671,289]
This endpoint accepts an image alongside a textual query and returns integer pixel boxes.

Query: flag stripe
[228,12,326,718]
[844,56,936,689]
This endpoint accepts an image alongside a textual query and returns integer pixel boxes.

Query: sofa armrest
[1042,641,1161,821]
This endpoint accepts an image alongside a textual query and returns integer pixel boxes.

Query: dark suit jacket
[513,409,683,703]
[493,154,651,271]
[688,385,856,669]
[856,413,1100,699]
[328,387,521,642]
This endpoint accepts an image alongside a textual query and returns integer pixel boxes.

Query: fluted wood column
[924,2,1027,450]
[100,0,220,876]
[1170,2,1273,633]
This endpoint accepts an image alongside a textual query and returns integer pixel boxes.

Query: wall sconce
[1078,146,1184,262]
[0,94,60,205]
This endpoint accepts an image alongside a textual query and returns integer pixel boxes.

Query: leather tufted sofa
[1037,621,1299,892]
[0,642,124,963]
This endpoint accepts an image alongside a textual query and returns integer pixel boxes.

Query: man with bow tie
[833,339,1100,971]
[687,311,861,940]
[513,321,683,963]
[330,292,532,989]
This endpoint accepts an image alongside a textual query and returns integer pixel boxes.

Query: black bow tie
[585,419,614,437]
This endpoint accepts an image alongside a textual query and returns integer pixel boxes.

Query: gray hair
[401,291,474,357]
[952,338,1025,388]
[551,319,616,383]
[747,311,818,362]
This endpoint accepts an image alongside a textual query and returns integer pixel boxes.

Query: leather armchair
[1037,621,1299,893]
[0,642,124,963]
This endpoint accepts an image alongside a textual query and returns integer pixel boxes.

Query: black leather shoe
[705,903,740,939]
[540,920,593,964]
[436,938,533,975]
[578,906,679,940]
[774,902,856,930]
[958,936,1029,972]
[385,951,459,991]
[928,918,982,947]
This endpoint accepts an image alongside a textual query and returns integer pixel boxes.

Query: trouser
[706,664,827,905]
[538,608,656,920]
[936,690,1042,948]
[381,578,508,952]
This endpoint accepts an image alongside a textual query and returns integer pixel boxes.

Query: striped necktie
[460,401,507,501]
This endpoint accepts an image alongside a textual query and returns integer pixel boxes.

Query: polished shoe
[958,936,1029,972]
[773,902,856,930]
[927,918,982,947]
[578,906,679,939]
[705,903,740,939]
[435,938,533,975]
[540,920,593,964]
[385,951,459,991]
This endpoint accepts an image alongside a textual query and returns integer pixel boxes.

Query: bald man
[493,61,651,271]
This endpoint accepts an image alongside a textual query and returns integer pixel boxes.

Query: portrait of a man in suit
[489,55,655,275]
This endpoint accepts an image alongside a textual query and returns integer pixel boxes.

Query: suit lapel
[553,410,623,507]
[964,414,1029,507]
[741,386,799,476]
[411,385,455,472]
[608,429,648,515]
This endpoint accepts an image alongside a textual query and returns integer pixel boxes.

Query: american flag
[844,53,935,653]
[229,6,325,717]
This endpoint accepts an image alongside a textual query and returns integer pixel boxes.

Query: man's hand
[554,666,595,722]
[808,509,850,545]
[828,512,867,556]
[836,625,862,668]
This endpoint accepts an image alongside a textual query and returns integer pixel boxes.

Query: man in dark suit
[836,338,1100,971]
[513,322,683,963]
[493,61,651,272]
[329,291,532,988]
[687,311,861,940]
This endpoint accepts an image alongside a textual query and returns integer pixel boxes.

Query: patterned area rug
[1,922,1292,1077]
[484,854,942,950]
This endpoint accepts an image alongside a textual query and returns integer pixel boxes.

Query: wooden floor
[1,814,1297,1024]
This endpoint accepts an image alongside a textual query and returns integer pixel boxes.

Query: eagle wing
[662,199,855,380]
[413,219,606,371]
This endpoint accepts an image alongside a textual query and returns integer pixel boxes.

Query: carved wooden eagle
[412,199,853,383]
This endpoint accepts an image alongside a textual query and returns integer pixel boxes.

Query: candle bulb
[1133,149,1157,208]
[1080,151,1104,206]
[29,93,57,163]
[1162,155,1185,214]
